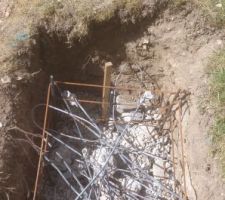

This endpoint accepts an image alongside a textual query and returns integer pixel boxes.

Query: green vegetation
[209,49,225,176]
[171,0,187,6]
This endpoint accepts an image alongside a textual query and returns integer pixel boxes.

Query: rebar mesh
[30,80,188,200]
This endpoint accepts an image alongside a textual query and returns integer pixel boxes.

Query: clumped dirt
[0,1,225,200]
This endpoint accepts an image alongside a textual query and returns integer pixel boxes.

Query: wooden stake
[102,62,112,121]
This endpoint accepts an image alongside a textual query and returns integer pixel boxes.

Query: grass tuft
[210,50,225,105]
[171,0,187,7]
[209,49,225,176]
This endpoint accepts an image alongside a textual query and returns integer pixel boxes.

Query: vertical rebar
[33,84,51,200]
[179,100,187,199]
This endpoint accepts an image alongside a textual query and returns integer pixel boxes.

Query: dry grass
[195,0,225,26]
[172,0,225,26]
[11,0,143,40]
[0,0,147,72]
[171,0,187,6]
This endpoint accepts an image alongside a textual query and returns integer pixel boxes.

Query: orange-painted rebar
[55,81,180,96]
[32,80,188,200]
[56,81,148,92]
[33,84,51,200]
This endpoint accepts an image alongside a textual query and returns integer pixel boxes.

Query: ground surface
[109,4,225,199]
[0,1,225,200]
[146,7,225,200]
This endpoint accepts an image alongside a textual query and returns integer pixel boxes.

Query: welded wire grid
[29,80,189,200]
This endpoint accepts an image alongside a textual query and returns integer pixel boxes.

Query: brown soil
[146,6,225,200]
[0,1,225,200]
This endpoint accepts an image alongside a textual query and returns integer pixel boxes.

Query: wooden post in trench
[102,62,112,121]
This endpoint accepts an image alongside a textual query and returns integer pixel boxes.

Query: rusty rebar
[30,81,189,200]
[33,84,51,200]
[179,100,187,200]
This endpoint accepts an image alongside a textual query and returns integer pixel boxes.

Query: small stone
[82,148,88,158]
[216,3,223,8]
[181,52,186,56]
[5,11,10,18]
[152,147,157,155]
[145,115,153,120]
[16,76,23,81]
[140,91,154,104]
[153,159,165,178]
[0,122,3,128]
[142,38,150,45]
[165,162,171,169]
[142,44,148,50]
[122,178,142,193]
[217,39,223,46]
[1,75,11,84]
[154,134,159,140]
[153,113,161,120]
[90,147,114,176]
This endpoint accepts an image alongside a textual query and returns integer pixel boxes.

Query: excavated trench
[8,20,141,200]
[7,10,189,200]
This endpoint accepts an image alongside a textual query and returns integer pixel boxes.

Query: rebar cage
[31,78,189,200]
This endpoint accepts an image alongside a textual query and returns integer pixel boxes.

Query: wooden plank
[102,62,112,121]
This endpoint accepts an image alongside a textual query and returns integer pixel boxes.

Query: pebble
[5,11,10,18]
[122,178,142,193]
[153,113,162,120]
[216,3,222,8]
[143,44,148,50]
[154,134,159,140]
[1,75,11,84]
[165,162,171,169]
[142,38,150,45]
[0,122,3,128]
[217,39,223,46]
[16,76,23,81]
[140,91,154,104]
[152,159,165,178]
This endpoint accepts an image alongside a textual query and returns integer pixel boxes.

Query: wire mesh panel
[30,79,189,200]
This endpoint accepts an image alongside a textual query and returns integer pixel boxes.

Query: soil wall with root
[2,0,225,199]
